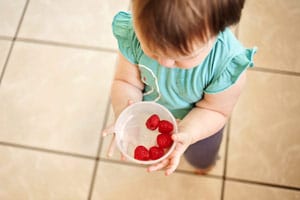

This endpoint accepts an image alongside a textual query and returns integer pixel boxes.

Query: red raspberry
[157,133,173,149]
[149,146,164,160]
[158,120,174,134]
[134,146,150,161]
[145,114,160,130]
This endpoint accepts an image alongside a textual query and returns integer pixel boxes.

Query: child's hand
[101,100,134,160]
[102,122,123,159]
[147,130,193,176]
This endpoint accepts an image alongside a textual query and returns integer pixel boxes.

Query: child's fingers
[128,99,134,105]
[102,123,115,137]
[104,100,135,159]
[163,144,186,175]
[103,100,133,137]
[163,139,190,175]
[147,159,169,172]
[107,134,116,157]
[121,153,127,161]
[165,155,181,176]
[171,143,186,159]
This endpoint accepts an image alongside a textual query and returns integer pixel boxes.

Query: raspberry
[149,146,164,160]
[134,146,150,161]
[157,133,173,149]
[145,114,160,130]
[158,120,174,134]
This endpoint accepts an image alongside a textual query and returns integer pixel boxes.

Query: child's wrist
[177,124,198,145]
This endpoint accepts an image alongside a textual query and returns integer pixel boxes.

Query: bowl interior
[114,102,177,165]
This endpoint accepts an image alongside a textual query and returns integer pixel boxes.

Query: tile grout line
[95,99,112,160]
[0,38,15,86]
[0,0,29,87]
[0,35,118,54]
[0,0,30,86]
[226,177,300,192]
[14,0,30,39]
[249,66,300,77]
[0,141,96,160]
[16,37,118,53]
[0,36,14,41]
[87,98,112,200]
[99,157,224,180]
[220,119,231,200]
[96,158,300,192]
[7,37,300,77]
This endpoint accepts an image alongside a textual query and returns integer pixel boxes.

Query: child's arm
[148,72,247,175]
[180,72,247,142]
[102,52,144,157]
[110,52,144,118]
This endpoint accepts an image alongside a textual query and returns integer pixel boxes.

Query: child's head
[132,0,245,68]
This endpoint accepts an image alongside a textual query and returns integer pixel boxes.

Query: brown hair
[132,0,245,56]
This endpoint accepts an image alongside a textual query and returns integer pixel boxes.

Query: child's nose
[158,57,175,67]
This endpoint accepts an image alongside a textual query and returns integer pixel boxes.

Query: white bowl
[114,101,177,165]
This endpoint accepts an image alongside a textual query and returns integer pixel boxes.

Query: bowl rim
[114,101,177,165]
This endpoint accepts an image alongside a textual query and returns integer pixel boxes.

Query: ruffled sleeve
[204,47,257,94]
[112,11,141,64]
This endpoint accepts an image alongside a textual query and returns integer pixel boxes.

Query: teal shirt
[112,11,257,119]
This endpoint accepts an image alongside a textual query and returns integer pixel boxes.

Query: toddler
[103,0,256,176]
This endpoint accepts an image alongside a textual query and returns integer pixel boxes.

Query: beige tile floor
[0,0,299,199]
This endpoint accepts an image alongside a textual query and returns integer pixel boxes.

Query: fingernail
[128,100,134,105]
[148,167,154,172]
[165,170,172,176]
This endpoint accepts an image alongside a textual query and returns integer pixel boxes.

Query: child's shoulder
[112,12,143,64]
[216,28,244,54]
[213,28,257,68]
[112,11,134,39]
